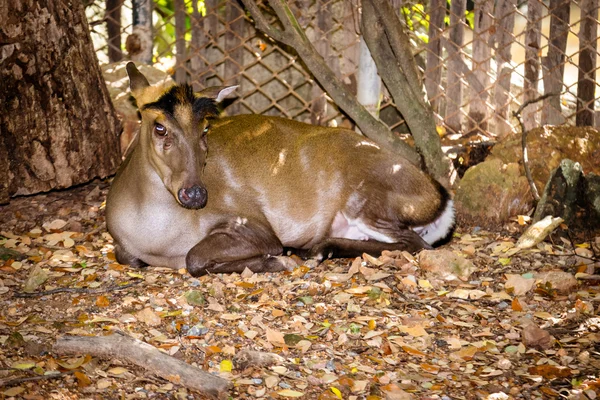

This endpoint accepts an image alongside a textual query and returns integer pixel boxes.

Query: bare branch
[54,331,232,399]
[239,0,288,43]
[513,92,558,201]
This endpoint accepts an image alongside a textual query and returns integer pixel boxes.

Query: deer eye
[154,123,167,137]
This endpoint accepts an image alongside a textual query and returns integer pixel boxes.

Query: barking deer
[106,63,454,277]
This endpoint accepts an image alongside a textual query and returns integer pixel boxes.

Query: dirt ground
[1,180,599,400]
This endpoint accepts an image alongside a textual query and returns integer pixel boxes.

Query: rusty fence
[86,0,600,138]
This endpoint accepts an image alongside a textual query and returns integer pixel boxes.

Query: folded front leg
[186,218,292,276]
[309,229,432,260]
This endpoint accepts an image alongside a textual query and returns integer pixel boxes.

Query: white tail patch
[412,199,455,245]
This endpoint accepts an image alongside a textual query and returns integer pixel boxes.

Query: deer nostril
[178,185,207,209]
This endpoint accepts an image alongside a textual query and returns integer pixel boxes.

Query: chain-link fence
[86,0,600,138]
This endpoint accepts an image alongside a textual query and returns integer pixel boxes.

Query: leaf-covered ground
[1,180,599,400]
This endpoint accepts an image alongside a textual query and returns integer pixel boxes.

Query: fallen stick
[53,330,231,399]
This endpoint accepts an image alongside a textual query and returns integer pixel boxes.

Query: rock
[491,125,600,192]
[454,158,533,227]
[532,160,600,232]
[521,320,554,350]
[101,62,175,156]
[585,173,600,219]
[418,249,476,281]
[534,270,577,293]
[533,159,583,223]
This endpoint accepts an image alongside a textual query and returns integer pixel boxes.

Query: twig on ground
[512,92,559,202]
[0,371,74,387]
[53,330,232,399]
[13,282,141,298]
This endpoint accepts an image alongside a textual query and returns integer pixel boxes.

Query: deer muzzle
[177,185,208,209]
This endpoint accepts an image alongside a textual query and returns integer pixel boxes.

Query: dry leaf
[505,274,535,296]
[266,327,285,346]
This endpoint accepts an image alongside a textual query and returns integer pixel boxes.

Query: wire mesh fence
[86,0,600,138]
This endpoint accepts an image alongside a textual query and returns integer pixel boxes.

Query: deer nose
[178,185,208,209]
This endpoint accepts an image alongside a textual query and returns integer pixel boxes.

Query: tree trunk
[468,0,493,136]
[361,0,451,182]
[128,0,153,63]
[106,0,124,62]
[174,0,187,84]
[425,0,445,115]
[0,0,121,203]
[190,0,218,89]
[523,0,543,131]
[225,1,246,116]
[575,0,598,126]
[541,0,569,125]
[356,37,382,118]
[445,0,467,134]
[493,0,517,138]
[310,1,336,126]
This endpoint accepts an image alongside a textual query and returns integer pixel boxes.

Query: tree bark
[0,0,121,203]
[357,36,382,117]
[445,0,467,134]
[541,0,569,125]
[106,0,124,62]
[174,0,187,84]
[225,2,247,116]
[425,0,446,115]
[309,2,334,126]
[523,0,543,131]
[493,0,517,138]
[575,0,598,126]
[54,331,232,399]
[128,0,153,63]
[468,0,493,136]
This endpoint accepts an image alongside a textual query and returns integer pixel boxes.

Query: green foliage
[399,0,475,45]
[153,0,207,60]
[401,3,430,43]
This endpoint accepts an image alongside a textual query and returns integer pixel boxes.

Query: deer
[106,62,454,277]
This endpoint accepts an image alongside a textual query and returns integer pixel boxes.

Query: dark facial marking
[142,85,219,120]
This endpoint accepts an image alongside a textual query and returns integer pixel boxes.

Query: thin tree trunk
[106,0,124,62]
[174,0,187,84]
[468,0,493,136]
[575,0,598,126]
[493,0,517,138]
[541,0,569,125]
[129,0,153,63]
[310,2,335,126]
[523,0,543,131]
[445,0,466,134]
[225,1,246,115]
[357,36,382,118]
[425,0,445,115]
[0,0,121,203]
[189,0,205,91]
[361,0,450,181]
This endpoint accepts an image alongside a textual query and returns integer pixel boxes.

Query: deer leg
[186,218,294,277]
[309,230,432,260]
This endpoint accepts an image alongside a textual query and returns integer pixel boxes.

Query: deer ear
[126,62,150,95]
[197,85,238,102]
